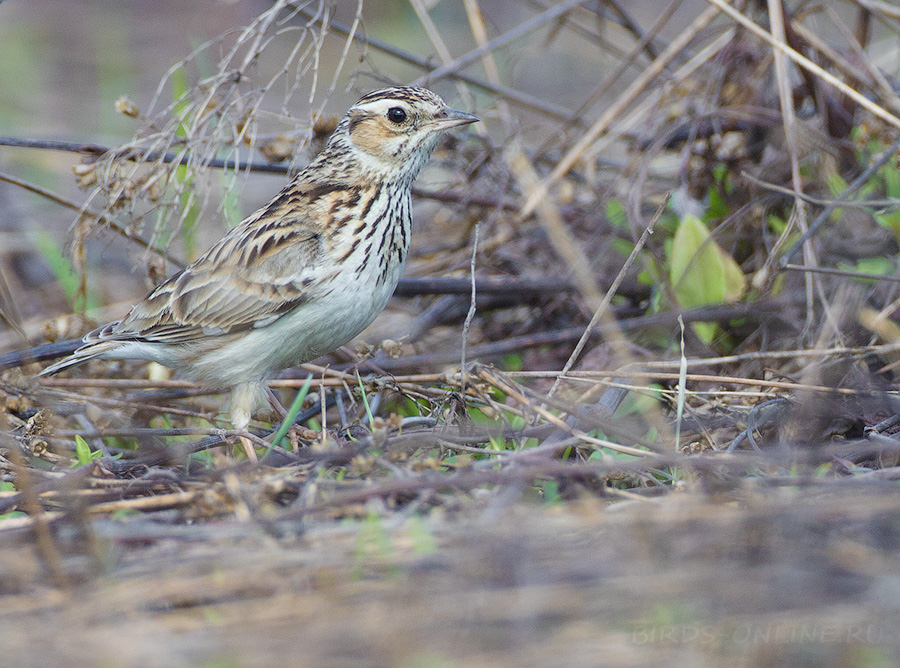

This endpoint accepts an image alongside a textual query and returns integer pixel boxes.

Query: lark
[24,87,478,430]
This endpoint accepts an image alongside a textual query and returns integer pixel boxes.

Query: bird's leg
[230,382,265,463]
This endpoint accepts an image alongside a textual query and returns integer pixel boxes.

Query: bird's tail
[0,339,83,373]
[39,340,124,376]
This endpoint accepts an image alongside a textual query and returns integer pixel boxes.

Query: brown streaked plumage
[40,86,478,430]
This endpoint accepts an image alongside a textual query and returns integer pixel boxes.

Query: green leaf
[171,65,190,138]
[357,373,375,428]
[712,163,729,186]
[874,210,900,247]
[670,215,724,306]
[825,173,848,221]
[266,374,314,456]
[636,269,653,286]
[826,172,849,197]
[406,517,437,555]
[32,232,101,313]
[855,257,895,275]
[884,163,900,199]
[542,480,562,505]
[501,353,523,372]
[0,481,24,520]
[691,321,718,343]
[635,253,659,288]
[837,257,896,283]
[771,272,786,296]
[175,166,200,260]
[669,215,745,342]
[706,185,729,220]
[610,237,635,259]
[606,200,627,229]
[766,214,787,234]
[72,435,100,467]
[614,383,664,417]
[221,170,243,229]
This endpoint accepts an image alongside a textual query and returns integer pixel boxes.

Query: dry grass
[3,0,900,665]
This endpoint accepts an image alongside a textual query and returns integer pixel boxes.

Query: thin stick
[535,0,684,158]
[475,366,654,457]
[784,264,900,284]
[674,316,687,449]
[520,4,721,218]
[552,370,878,396]
[265,374,313,456]
[507,147,601,302]
[743,171,900,209]
[766,0,819,337]
[776,134,900,268]
[855,0,900,20]
[6,445,70,589]
[0,171,185,268]
[407,0,479,111]
[299,7,578,123]
[460,223,480,403]
[86,491,198,515]
[546,196,665,400]
[414,0,585,86]
[705,0,900,129]
[0,138,509,210]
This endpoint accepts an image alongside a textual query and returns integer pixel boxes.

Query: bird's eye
[386,107,407,124]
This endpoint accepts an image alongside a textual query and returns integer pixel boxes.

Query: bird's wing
[107,208,329,344]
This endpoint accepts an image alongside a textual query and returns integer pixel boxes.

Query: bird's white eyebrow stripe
[355,99,413,116]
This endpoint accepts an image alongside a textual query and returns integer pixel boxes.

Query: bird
[4,86,478,431]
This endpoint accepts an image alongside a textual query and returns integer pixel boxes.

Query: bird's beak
[431,107,480,130]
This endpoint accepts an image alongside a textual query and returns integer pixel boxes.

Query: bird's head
[323,86,479,183]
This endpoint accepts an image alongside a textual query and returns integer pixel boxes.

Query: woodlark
[33,86,478,430]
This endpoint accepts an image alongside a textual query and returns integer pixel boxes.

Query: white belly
[187,254,403,385]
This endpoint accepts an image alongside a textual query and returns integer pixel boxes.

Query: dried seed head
[115,95,140,118]
[380,339,403,358]
[355,342,376,358]
[72,163,97,189]
[236,112,253,144]
[312,116,339,138]
[146,255,167,286]
[258,135,296,163]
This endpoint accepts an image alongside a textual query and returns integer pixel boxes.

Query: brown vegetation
[3,0,900,665]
